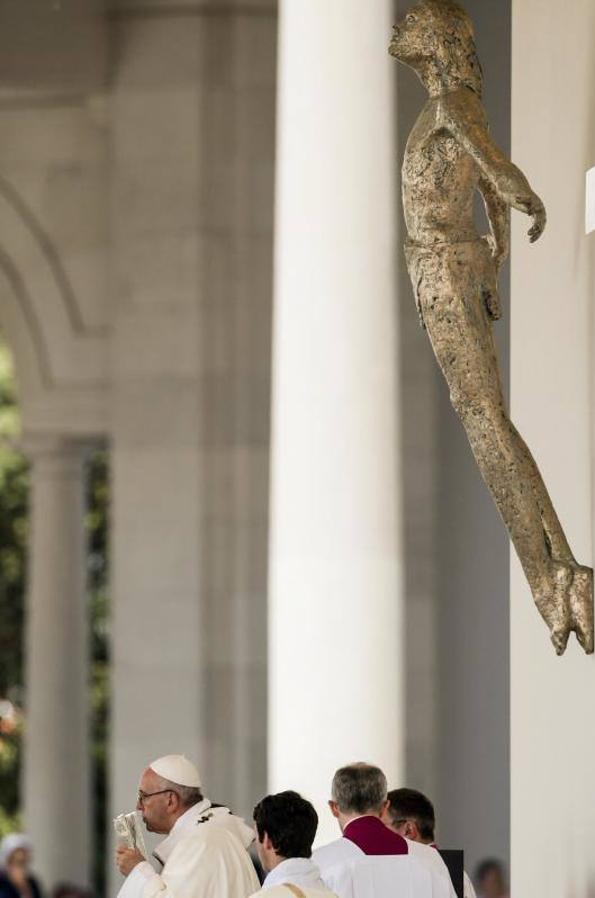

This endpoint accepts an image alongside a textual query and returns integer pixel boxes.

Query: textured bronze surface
[390,0,594,655]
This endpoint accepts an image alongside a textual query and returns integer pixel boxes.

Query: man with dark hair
[383,789,436,844]
[250,791,336,897]
[312,764,441,898]
[383,788,475,898]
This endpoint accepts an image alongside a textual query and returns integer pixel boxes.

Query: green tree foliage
[87,450,110,895]
[0,342,27,837]
[0,341,110,893]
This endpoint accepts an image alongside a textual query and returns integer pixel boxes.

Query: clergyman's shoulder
[173,820,232,854]
[312,838,357,869]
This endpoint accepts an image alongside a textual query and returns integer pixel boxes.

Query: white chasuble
[117,801,259,898]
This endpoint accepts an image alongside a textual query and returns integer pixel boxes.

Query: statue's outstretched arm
[442,90,546,243]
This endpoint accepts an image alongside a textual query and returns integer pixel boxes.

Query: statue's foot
[534,561,594,655]
[568,564,594,655]
[533,561,573,655]
[534,562,572,655]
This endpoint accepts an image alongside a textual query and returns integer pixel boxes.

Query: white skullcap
[149,754,202,788]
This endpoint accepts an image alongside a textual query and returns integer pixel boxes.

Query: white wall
[511,2,595,895]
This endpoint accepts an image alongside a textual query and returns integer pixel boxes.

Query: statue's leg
[407,241,593,653]
[451,395,587,653]
[506,420,573,563]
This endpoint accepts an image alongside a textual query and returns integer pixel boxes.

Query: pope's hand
[116,845,144,876]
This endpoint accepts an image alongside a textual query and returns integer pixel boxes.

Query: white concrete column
[109,3,204,848]
[269,0,402,844]
[23,436,90,887]
[511,1,595,895]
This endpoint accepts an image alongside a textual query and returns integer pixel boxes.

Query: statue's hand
[482,233,509,271]
[482,285,501,322]
[517,192,546,243]
[479,241,502,321]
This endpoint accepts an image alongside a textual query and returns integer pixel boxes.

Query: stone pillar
[510,1,595,895]
[109,2,204,835]
[269,0,402,844]
[196,2,276,817]
[23,437,90,887]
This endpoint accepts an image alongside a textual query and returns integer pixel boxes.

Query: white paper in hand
[113,811,148,859]
[586,166,595,235]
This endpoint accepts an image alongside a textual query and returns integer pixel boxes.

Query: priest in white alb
[313,763,451,898]
[382,788,475,898]
[115,754,259,898]
[250,790,337,898]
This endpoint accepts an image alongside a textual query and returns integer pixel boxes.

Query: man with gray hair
[115,754,259,898]
[313,763,448,898]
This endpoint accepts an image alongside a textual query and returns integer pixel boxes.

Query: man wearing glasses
[115,754,259,898]
[382,788,475,898]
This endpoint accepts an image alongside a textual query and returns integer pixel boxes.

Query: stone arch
[0,175,108,435]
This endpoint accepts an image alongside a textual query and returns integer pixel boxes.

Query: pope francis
[115,754,259,898]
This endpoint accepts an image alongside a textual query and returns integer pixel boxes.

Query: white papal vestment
[117,800,259,898]
[313,837,450,898]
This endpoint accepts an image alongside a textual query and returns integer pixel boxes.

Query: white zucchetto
[150,754,202,788]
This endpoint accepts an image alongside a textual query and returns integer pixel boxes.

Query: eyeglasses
[137,788,177,804]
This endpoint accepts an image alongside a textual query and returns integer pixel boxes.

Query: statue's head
[389,0,482,96]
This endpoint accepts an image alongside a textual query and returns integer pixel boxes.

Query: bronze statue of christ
[389,0,593,654]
